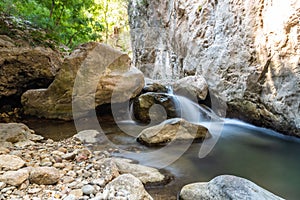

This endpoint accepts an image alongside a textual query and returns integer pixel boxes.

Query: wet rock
[137,118,209,146]
[22,42,144,120]
[0,155,25,170]
[29,167,60,185]
[111,158,166,185]
[180,175,284,200]
[0,169,29,186]
[133,92,180,123]
[142,79,169,93]
[103,174,153,200]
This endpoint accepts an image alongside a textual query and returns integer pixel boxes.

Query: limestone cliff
[128,0,300,136]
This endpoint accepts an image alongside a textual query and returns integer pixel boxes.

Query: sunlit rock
[129,0,300,136]
[180,175,284,200]
[137,118,209,146]
[22,42,144,120]
[102,174,153,200]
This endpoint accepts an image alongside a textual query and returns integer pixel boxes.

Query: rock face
[179,175,284,200]
[128,0,300,136]
[0,32,61,109]
[22,42,144,120]
[137,118,209,146]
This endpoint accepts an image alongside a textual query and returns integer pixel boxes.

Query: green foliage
[0,0,130,51]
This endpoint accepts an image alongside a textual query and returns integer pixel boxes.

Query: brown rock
[137,118,209,146]
[22,42,144,120]
[29,167,60,185]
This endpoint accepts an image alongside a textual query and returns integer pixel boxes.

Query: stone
[93,158,119,184]
[73,130,100,143]
[0,169,29,186]
[111,158,166,185]
[28,188,42,194]
[22,42,144,120]
[63,194,77,200]
[0,155,25,170]
[179,175,284,200]
[132,92,180,123]
[129,0,300,137]
[69,189,83,198]
[29,167,60,185]
[0,43,61,106]
[173,75,208,101]
[103,174,153,200]
[137,118,209,146]
[0,123,31,143]
[0,182,6,189]
[82,184,95,195]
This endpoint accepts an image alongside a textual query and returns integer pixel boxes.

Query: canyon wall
[128,0,300,136]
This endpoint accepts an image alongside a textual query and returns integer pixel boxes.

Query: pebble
[0,181,6,189]
[28,188,42,194]
[82,184,95,195]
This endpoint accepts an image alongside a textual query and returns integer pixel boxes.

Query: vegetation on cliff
[0,0,130,51]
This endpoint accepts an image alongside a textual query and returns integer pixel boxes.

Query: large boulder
[22,42,144,120]
[179,175,284,200]
[137,118,209,146]
[129,0,300,136]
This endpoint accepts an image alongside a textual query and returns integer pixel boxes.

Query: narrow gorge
[0,0,299,199]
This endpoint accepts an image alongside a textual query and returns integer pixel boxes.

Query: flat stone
[111,158,166,185]
[0,155,25,170]
[137,118,209,146]
[0,169,29,186]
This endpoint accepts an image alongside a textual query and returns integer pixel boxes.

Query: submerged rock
[22,42,144,120]
[102,174,153,200]
[179,175,284,200]
[137,118,209,146]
